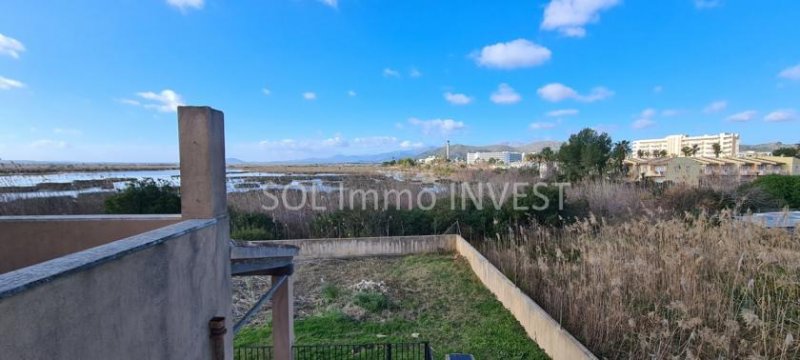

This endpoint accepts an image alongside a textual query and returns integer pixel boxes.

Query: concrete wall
[264,234,596,360]
[269,235,456,259]
[0,219,233,360]
[0,215,181,274]
[454,237,597,360]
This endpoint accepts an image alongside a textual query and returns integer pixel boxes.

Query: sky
[0,0,799,162]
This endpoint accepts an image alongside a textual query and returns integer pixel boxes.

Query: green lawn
[235,254,548,360]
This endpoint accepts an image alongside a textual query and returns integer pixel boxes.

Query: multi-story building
[632,133,740,158]
[625,155,795,186]
[466,151,523,165]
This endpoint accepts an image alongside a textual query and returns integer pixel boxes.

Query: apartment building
[466,151,523,165]
[625,155,795,186]
[632,133,740,158]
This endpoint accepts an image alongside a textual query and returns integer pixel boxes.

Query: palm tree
[691,144,700,157]
[681,146,693,157]
[712,142,721,158]
[612,140,632,174]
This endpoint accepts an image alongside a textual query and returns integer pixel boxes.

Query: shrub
[353,291,389,313]
[104,179,180,214]
[750,175,800,209]
[229,208,284,240]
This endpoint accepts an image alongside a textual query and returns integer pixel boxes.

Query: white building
[466,151,523,165]
[632,133,740,158]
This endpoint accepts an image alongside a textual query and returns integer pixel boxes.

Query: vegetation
[234,255,548,359]
[479,213,800,359]
[382,158,417,167]
[229,208,285,240]
[557,128,612,181]
[772,146,799,158]
[748,175,800,209]
[104,179,180,214]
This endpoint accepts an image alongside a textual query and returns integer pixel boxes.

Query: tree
[772,147,799,158]
[637,149,645,158]
[681,146,693,157]
[659,150,668,158]
[691,144,701,157]
[557,128,613,181]
[644,150,651,158]
[712,143,721,158]
[612,140,632,174]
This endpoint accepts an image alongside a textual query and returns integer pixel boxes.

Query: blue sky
[1,0,799,162]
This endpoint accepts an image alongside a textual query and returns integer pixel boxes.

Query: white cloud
[727,110,757,122]
[0,34,25,59]
[529,122,557,130]
[444,92,473,105]
[661,109,682,117]
[778,64,800,81]
[347,90,357,97]
[409,68,422,78]
[353,136,398,147]
[546,109,579,117]
[400,140,424,149]
[408,118,466,135]
[352,136,424,149]
[321,135,347,147]
[694,0,722,9]
[31,139,68,150]
[490,83,522,104]
[763,109,796,122]
[383,68,401,78]
[129,89,185,113]
[537,83,613,102]
[166,0,203,11]
[473,39,551,69]
[632,108,657,129]
[703,100,727,113]
[540,0,620,38]
[303,92,317,100]
[0,76,25,90]
[53,128,82,136]
[262,88,271,96]
[318,0,338,8]
[653,85,663,93]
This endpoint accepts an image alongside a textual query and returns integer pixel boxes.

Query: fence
[235,342,433,360]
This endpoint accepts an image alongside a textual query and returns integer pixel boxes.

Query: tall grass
[479,212,800,359]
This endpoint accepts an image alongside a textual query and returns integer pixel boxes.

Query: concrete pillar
[178,106,227,219]
[272,276,294,360]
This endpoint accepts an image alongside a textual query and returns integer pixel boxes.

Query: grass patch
[235,254,548,359]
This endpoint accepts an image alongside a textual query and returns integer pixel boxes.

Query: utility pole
[445,140,450,161]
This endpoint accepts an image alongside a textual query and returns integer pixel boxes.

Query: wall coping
[0,214,182,222]
[0,218,216,301]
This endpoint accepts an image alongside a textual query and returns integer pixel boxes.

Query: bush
[750,175,800,209]
[229,208,284,240]
[104,179,180,214]
[353,291,389,313]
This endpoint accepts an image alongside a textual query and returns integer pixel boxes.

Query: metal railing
[235,342,433,360]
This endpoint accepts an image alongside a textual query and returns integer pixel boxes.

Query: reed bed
[479,212,800,359]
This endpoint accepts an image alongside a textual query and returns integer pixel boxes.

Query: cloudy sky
[1,0,799,162]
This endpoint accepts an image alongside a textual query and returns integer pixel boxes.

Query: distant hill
[416,141,562,161]
[261,148,434,165]
[740,142,792,152]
